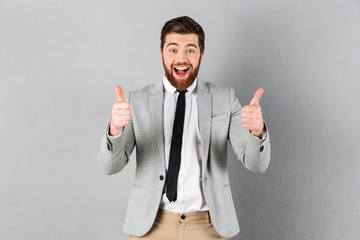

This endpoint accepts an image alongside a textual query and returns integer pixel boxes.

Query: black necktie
[166,90,187,202]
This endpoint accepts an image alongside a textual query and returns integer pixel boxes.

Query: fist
[109,85,131,136]
[241,88,264,138]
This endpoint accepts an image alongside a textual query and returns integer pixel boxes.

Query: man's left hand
[241,88,264,138]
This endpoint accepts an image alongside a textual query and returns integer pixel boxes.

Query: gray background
[1,0,359,239]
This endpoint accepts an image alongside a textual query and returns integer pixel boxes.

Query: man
[98,16,270,240]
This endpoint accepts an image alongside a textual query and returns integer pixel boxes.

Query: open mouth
[173,66,190,78]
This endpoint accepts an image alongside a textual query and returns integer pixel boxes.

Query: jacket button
[260,146,264,152]
[159,175,164,181]
[181,215,186,220]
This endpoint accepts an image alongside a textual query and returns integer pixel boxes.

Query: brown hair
[160,16,205,53]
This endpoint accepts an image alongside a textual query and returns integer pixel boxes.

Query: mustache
[171,62,192,68]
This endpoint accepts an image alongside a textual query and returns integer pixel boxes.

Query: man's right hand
[109,85,131,136]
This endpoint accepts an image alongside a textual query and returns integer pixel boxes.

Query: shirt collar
[163,74,197,94]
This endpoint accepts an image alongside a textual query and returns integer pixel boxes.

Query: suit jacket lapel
[197,79,212,179]
[149,81,166,170]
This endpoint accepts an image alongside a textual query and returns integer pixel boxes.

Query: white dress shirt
[160,75,209,213]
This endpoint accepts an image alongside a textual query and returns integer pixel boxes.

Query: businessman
[98,16,270,240]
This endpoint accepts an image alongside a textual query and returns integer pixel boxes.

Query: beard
[162,57,201,91]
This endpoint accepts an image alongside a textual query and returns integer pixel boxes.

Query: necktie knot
[177,90,187,96]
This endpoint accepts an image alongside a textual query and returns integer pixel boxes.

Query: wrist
[251,130,262,138]
[109,124,123,136]
[251,122,264,138]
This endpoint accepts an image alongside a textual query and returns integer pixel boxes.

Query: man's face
[161,33,204,90]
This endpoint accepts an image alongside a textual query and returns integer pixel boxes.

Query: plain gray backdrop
[1,0,359,239]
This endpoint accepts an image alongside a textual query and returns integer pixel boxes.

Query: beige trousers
[130,210,230,240]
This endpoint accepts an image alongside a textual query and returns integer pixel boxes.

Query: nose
[175,54,190,65]
[175,52,189,65]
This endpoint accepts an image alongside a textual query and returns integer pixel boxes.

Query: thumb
[115,85,125,102]
[249,88,264,105]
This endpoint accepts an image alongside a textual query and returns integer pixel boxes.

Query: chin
[170,75,195,90]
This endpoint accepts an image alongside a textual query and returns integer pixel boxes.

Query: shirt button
[159,175,164,181]
[181,215,186,220]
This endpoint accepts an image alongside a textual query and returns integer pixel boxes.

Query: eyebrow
[166,42,198,49]
[186,44,198,49]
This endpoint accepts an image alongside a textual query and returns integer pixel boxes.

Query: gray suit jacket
[98,79,270,238]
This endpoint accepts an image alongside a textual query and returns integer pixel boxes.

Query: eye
[187,49,194,53]
[170,49,177,53]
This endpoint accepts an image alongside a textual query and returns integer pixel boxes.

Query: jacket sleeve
[228,88,270,173]
[97,92,136,175]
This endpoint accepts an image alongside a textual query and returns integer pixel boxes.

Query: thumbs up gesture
[241,88,265,138]
[109,85,131,136]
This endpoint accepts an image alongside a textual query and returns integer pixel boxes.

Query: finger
[243,124,256,131]
[241,117,256,124]
[242,106,254,113]
[115,85,125,102]
[241,119,251,125]
[117,115,131,121]
[116,109,131,115]
[242,106,252,113]
[241,111,254,119]
[111,118,130,127]
[114,102,130,109]
[242,111,261,119]
[119,120,129,126]
[114,110,131,118]
[249,88,263,105]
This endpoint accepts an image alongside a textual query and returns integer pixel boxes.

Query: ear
[160,48,163,62]
[200,50,205,63]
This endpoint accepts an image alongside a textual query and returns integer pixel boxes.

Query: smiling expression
[161,33,204,90]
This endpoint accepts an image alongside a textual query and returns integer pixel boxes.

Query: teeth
[175,67,188,70]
